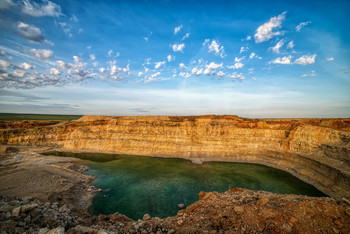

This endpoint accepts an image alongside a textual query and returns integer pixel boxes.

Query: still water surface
[43,151,326,220]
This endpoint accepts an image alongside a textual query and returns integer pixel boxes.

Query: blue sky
[0,0,349,117]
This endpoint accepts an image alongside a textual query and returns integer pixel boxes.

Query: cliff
[0,115,349,199]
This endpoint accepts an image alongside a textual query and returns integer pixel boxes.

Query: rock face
[0,115,349,199]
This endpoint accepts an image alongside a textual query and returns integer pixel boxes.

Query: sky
[0,0,349,118]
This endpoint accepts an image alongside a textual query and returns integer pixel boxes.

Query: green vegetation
[0,113,82,121]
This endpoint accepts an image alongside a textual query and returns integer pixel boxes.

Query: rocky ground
[1,146,350,233]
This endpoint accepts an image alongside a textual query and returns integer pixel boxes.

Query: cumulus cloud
[254,11,286,43]
[246,35,251,40]
[234,56,245,63]
[287,41,294,49]
[17,22,45,43]
[56,60,71,70]
[181,33,190,41]
[137,71,143,77]
[230,72,245,80]
[208,40,226,58]
[155,61,165,69]
[191,67,203,76]
[28,48,53,61]
[270,39,284,53]
[13,69,26,78]
[296,21,311,32]
[217,71,225,79]
[89,54,96,61]
[50,67,61,75]
[294,54,316,65]
[174,25,183,34]
[99,67,105,73]
[18,62,32,70]
[179,63,186,69]
[301,70,316,77]
[172,43,185,52]
[227,63,244,69]
[0,60,11,70]
[22,0,62,17]
[167,55,175,62]
[203,62,222,76]
[270,55,292,64]
[327,57,334,62]
[239,46,248,54]
[144,72,162,83]
[249,52,261,59]
[179,72,191,78]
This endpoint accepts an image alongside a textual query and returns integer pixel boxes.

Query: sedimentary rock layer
[0,115,349,199]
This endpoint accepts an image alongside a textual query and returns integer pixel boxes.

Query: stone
[143,213,151,220]
[18,221,25,227]
[257,198,269,205]
[0,205,14,212]
[5,211,11,218]
[177,203,185,209]
[59,204,69,213]
[234,206,244,214]
[12,206,21,217]
[21,203,39,212]
[38,228,50,234]
[47,227,65,234]
[168,229,176,234]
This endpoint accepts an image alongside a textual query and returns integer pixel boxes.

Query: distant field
[0,113,83,121]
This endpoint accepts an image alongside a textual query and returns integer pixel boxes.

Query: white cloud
[56,60,71,70]
[108,50,113,56]
[270,39,284,53]
[155,61,166,69]
[122,64,130,74]
[206,62,222,70]
[239,46,248,54]
[0,49,6,56]
[17,22,45,43]
[50,67,61,75]
[202,39,210,46]
[230,72,245,80]
[89,54,96,61]
[296,21,311,32]
[270,55,292,64]
[28,48,53,61]
[208,40,226,58]
[99,67,105,73]
[179,72,191,78]
[249,52,262,59]
[18,62,32,70]
[327,57,334,62]
[254,11,286,43]
[138,71,143,77]
[22,0,62,17]
[181,33,190,41]
[172,43,185,52]
[144,72,162,83]
[13,69,25,78]
[174,25,183,34]
[301,70,316,77]
[0,59,11,70]
[179,63,186,69]
[217,71,225,79]
[246,35,251,40]
[144,37,148,42]
[167,55,174,62]
[191,67,203,76]
[203,62,222,76]
[92,62,98,67]
[227,62,244,69]
[287,41,294,49]
[234,56,245,62]
[294,54,316,65]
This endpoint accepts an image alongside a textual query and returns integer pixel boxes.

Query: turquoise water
[43,151,326,220]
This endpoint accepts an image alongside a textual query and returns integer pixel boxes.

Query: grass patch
[0,113,82,121]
